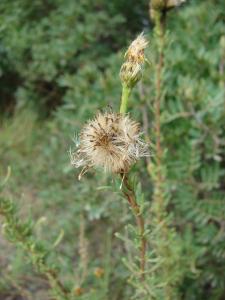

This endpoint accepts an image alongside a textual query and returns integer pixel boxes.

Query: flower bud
[151,0,165,10]
[150,0,186,12]
[120,62,142,88]
[120,33,148,88]
[94,267,104,278]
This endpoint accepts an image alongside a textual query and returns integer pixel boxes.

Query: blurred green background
[0,0,225,299]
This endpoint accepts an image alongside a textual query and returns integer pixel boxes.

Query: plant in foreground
[71,33,149,282]
[0,34,149,299]
[70,111,148,176]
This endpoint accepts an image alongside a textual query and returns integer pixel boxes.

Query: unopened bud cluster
[151,0,185,10]
[150,0,186,21]
[120,33,148,88]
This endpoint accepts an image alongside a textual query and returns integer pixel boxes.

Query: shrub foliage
[0,0,225,299]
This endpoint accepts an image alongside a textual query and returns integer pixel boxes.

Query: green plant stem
[154,11,166,186]
[120,174,146,280]
[120,84,132,114]
[154,10,176,300]
[46,269,70,299]
[119,83,146,280]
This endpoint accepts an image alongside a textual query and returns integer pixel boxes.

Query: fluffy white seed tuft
[70,111,149,177]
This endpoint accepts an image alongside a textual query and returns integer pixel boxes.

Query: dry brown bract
[70,111,149,178]
[125,33,148,64]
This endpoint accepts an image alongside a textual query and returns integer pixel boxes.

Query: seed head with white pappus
[120,33,148,88]
[70,111,149,177]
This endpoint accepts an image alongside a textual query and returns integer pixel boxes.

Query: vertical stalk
[119,83,146,280]
[46,270,70,299]
[153,9,176,300]
[154,11,166,201]
[120,85,131,114]
[120,174,146,280]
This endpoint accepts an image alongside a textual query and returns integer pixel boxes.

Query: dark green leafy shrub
[0,0,147,116]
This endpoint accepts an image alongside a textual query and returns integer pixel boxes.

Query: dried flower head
[124,33,149,64]
[70,111,149,178]
[120,33,148,88]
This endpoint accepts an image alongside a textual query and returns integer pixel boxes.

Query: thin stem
[120,173,146,280]
[120,84,131,114]
[46,270,70,299]
[155,12,166,179]
[24,240,70,299]
[154,10,176,300]
[153,11,167,220]
[119,59,146,280]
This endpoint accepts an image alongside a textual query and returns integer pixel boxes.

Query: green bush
[0,0,147,116]
[0,0,225,299]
